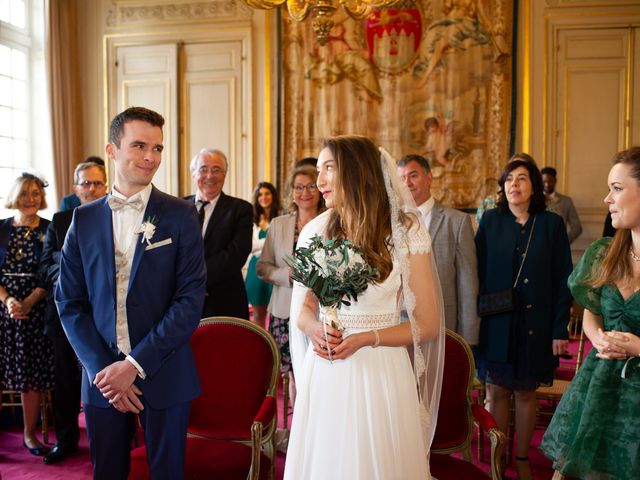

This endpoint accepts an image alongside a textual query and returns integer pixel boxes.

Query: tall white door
[551,27,639,254]
[181,41,249,198]
[115,44,178,195]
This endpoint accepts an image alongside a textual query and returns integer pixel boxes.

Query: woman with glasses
[257,165,324,431]
[0,173,53,456]
[245,182,281,328]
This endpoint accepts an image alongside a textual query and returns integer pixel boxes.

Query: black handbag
[478,216,537,317]
[477,288,516,317]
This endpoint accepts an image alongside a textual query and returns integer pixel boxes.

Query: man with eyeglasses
[185,148,252,319]
[59,156,106,211]
[39,161,108,465]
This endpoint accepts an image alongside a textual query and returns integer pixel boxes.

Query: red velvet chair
[430,329,505,480]
[129,317,280,480]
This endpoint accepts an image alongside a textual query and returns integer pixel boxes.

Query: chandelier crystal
[244,0,401,46]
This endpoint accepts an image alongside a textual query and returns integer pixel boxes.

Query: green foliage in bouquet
[286,235,379,308]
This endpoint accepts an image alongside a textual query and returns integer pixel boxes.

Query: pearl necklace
[630,247,640,262]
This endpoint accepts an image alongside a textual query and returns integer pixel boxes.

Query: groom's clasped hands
[94,360,145,414]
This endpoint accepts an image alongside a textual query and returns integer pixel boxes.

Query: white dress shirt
[418,197,435,231]
[110,183,152,378]
[195,192,220,236]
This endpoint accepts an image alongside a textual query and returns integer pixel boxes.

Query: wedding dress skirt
[284,266,430,479]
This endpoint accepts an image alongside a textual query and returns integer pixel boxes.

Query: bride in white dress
[284,135,445,480]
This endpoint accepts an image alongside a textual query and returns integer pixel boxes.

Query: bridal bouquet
[286,235,378,332]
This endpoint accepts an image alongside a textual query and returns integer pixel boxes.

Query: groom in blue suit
[56,107,206,479]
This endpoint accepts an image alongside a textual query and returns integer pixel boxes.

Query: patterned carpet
[1,334,589,479]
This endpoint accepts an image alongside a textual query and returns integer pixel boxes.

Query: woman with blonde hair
[257,165,323,412]
[0,173,53,455]
[541,146,640,479]
[284,135,445,479]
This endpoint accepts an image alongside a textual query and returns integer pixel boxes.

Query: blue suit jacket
[60,193,81,211]
[55,187,206,409]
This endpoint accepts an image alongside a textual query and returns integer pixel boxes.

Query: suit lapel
[281,214,295,257]
[429,202,445,240]
[204,192,228,243]
[129,186,162,287]
[96,198,116,301]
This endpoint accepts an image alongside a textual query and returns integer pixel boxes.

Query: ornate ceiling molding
[106,0,253,27]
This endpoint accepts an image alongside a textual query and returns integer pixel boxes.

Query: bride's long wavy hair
[321,135,397,282]
[588,146,640,288]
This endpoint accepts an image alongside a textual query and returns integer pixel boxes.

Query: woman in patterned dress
[0,173,52,455]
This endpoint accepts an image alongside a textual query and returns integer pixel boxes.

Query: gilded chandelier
[243,0,401,46]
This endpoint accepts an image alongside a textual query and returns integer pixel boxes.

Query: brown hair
[321,135,395,282]
[109,107,164,147]
[286,165,325,214]
[251,181,281,225]
[496,159,547,214]
[589,146,640,288]
[4,173,48,210]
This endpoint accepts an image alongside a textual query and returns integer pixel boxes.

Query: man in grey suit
[541,166,583,244]
[397,154,479,345]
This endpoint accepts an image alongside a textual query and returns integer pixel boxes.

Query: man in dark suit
[56,107,206,479]
[185,148,252,319]
[40,161,108,465]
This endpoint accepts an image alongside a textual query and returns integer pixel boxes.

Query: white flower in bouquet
[286,235,379,332]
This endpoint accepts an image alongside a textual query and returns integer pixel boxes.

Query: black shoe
[23,440,49,456]
[43,443,78,464]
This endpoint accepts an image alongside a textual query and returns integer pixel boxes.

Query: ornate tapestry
[280,0,513,208]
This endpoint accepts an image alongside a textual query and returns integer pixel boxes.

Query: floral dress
[540,237,640,479]
[0,223,54,392]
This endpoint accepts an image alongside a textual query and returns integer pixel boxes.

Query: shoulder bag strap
[513,215,537,289]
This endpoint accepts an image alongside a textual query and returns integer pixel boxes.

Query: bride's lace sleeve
[404,218,432,255]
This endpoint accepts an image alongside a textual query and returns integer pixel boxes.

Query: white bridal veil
[289,147,446,451]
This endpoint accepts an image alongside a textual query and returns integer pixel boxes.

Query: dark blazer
[185,192,252,319]
[475,208,573,375]
[55,187,206,409]
[39,210,74,337]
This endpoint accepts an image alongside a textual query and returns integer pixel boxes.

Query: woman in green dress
[541,146,640,479]
[245,182,281,328]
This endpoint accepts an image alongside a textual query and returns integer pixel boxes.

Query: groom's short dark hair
[109,107,165,147]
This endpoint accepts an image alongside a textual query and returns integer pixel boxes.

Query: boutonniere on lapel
[135,216,158,246]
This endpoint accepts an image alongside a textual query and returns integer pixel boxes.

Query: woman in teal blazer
[475,158,572,479]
